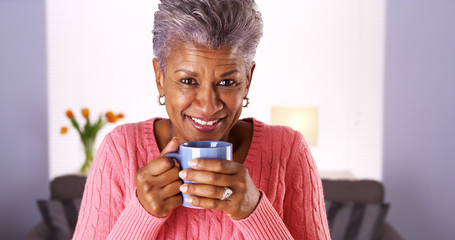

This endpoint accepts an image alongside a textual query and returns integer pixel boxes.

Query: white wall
[253,1,385,180]
[47,0,163,177]
[47,0,385,180]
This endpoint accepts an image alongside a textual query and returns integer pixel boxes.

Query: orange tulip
[105,111,114,119]
[105,111,118,123]
[82,108,90,119]
[60,127,68,134]
[117,113,124,119]
[66,110,74,119]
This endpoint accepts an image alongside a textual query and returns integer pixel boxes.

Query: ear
[245,61,256,96]
[153,58,165,96]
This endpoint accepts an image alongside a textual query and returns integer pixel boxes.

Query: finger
[188,158,242,174]
[186,195,229,210]
[160,137,181,157]
[156,167,181,185]
[164,194,183,211]
[180,169,232,186]
[173,158,181,169]
[150,194,182,218]
[143,157,176,176]
[161,180,183,199]
[180,183,225,200]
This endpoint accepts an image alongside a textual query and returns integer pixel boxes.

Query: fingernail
[180,184,188,193]
[189,159,198,168]
[186,197,193,204]
[179,170,187,179]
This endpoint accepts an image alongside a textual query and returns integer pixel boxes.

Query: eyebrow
[220,69,240,78]
[174,69,240,78]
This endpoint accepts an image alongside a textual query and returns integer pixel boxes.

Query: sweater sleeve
[283,132,331,239]
[72,133,167,239]
[233,190,294,240]
[105,191,169,239]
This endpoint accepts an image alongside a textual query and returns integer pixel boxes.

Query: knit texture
[73,118,330,239]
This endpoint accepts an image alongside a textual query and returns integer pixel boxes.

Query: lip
[187,115,224,132]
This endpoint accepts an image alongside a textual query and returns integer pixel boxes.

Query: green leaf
[70,118,82,135]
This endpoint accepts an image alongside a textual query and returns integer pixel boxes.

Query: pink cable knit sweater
[73,118,330,239]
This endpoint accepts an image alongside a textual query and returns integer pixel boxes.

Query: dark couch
[27,175,86,240]
[28,175,402,239]
[322,179,402,240]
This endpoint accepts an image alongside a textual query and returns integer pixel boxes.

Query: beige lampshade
[271,107,319,146]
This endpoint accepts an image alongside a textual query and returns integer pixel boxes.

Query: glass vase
[80,138,95,175]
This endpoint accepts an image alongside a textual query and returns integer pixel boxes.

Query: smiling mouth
[187,116,224,132]
[190,116,220,126]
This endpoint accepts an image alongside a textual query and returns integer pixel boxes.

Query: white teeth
[191,117,219,126]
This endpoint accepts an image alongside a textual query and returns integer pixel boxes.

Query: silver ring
[220,187,233,200]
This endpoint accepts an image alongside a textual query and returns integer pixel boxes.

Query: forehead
[166,44,245,70]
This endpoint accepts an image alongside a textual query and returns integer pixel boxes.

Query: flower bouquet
[61,108,124,175]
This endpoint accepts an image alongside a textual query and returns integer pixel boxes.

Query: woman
[73,0,330,239]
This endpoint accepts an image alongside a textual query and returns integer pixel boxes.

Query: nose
[195,84,223,116]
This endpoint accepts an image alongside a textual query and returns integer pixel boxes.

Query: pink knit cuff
[233,190,293,240]
[107,194,169,239]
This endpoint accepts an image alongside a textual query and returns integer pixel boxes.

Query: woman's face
[154,44,255,143]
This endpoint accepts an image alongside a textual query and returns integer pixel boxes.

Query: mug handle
[164,152,180,161]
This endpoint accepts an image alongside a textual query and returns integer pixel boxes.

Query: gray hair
[152,0,263,71]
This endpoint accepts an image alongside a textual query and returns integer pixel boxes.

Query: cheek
[222,93,243,112]
[166,90,195,111]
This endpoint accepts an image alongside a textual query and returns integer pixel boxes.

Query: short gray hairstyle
[153,0,263,71]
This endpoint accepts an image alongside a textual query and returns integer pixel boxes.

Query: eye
[218,79,236,86]
[180,78,198,85]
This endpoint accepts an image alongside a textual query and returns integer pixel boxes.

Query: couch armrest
[380,222,403,240]
[26,221,50,240]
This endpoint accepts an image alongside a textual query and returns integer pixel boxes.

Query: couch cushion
[37,198,81,240]
[51,175,87,200]
[322,179,384,204]
[325,200,389,240]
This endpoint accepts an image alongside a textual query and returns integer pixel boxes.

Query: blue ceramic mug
[165,141,233,208]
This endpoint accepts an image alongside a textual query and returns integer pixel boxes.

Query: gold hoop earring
[158,95,165,106]
[243,97,249,108]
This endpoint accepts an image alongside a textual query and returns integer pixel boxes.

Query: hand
[178,158,261,220]
[136,138,183,218]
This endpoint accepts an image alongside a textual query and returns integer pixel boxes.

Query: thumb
[160,137,181,157]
